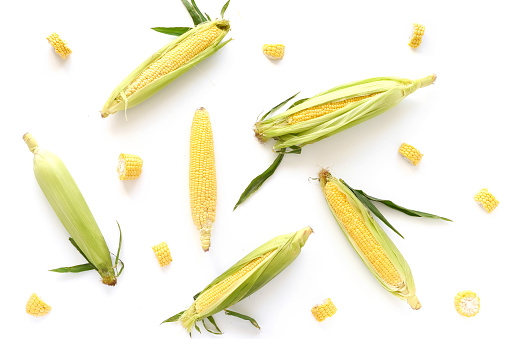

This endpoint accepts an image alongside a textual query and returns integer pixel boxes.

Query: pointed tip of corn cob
[200,219,213,252]
[407,295,421,310]
[101,273,117,286]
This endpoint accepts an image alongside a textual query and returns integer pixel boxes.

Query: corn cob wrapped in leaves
[163,226,313,333]
[23,133,123,286]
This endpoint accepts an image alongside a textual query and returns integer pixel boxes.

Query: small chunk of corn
[152,241,172,267]
[26,293,51,317]
[454,290,480,317]
[117,153,143,180]
[474,188,499,213]
[398,143,423,166]
[408,23,425,48]
[311,298,337,322]
[262,44,285,60]
[46,33,72,59]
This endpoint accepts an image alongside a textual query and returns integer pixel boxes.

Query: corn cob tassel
[117,153,143,180]
[398,143,423,166]
[189,107,217,251]
[26,293,51,317]
[319,170,420,310]
[152,241,173,267]
[46,32,72,59]
[408,24,425,48]
[311,298,337,322]
[474,188,498,213]
[262,44,285,60]
[454,291,480,317]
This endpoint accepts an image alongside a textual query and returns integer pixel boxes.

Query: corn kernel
[408,23,425,48]
[454,290,480,317]
[398,143,423,166]
[152,241,172,267]
[46,33,72,59]
[262,44,285,60]
[118,153,143,180]
[26,293,51,317]
[311,298,337,322]
[474,188,499,213]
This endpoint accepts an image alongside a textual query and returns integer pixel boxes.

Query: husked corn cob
[189,107,217,251]
[319,170,420,309]
[454,291,480,317]
[262,44,285,60]
[165,227,313,333]
[474,188,498,213]
[46,32,72,59]
[152,241,173,267]
[408,24,425,48]
[311,298,337,322]
[26,293,51,317]
[117,153,143,180]
[398,143,423,166]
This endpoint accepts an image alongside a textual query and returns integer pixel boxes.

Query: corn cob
[454,291,480,317]
[319,170,420,309]
[474,188,498,213]
[255,75,436,151]
[408,24,425,48]
[262,44,285,60]
[46,32,72,59]
[164,226,313,333]
[152,241,173,267]
[189,107,217,251]
[101,19,230,118]
[117,153,143,180]
[23,133,118,286]
[26,293,51,317]
[398,143,423,166]
[311,298,337,322]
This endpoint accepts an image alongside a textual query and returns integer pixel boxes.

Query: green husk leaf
[68,237,98,270]
[233,153,284,210]
[181,0,205,26]
[220,0,230,18]
[114,221,122,269]
[195,323,202,333]
[288,98,309,109]
[260,92,300,121]
[190,0,208,23]
[50,263,96,273]
[151,27,192,36]
[275,146,301,154]
[205,13,211,21]
[162,311,185,324]
[224,310,260,330]
[202,317,222,334]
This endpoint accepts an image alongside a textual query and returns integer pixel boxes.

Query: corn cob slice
[319,170,420,309]
[23,133,119,286]
[398,143,423,166]
[311,298,337,322]
[189,107,217,251]
[164,226,313,333]
[408,24,425,48]
[101,19,230,118]
[26,293,51,317]
[474,188,498,213]
[454,290,480,317]
[262,44,285,60]
[152,241,173,267]
[117,153,143,180]
[46,32,72,59]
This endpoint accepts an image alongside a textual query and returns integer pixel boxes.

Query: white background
[0,0,505,337]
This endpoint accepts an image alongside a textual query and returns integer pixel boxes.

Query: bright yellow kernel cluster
[189,108,217,251]
[474,188,499,213]
[287,93,379,125]
[311,298,337,322]
[46,33,72,59]
[325,182,402,287]
[152,241,173,267]
[125,26,222,96]
[117,153,143,180]
[408,23,425,48]
[454,290,480,317]
[262,44,285,60]
[398,143,423,166]
[195,250,275,313]
[26,293,51,317]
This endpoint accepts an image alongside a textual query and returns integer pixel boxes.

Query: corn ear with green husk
[163,226,313,334]
[23,133,123,286]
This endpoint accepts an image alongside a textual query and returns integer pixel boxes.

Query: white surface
[0,0,505,338]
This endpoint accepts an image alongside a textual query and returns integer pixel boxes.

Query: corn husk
[23,133,119,286]
[164,226,313,333]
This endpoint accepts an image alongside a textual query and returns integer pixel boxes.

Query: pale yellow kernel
[26,293,51,317]
[454,291,480,317]
[152,241,172,267]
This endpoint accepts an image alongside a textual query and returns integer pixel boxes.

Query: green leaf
[220,0,230,18]
[114,221,122,270]
[68,238,97,270]
[260,92,300,121]
[195,323,202,333]
[191,0,208,23]
[224,310,260,330]
[50,263,96,273]
[205,13,211,21]
[161,310,185,324]
[181,0,205,26]
[234,153,285,210]
[288,97,310,109]
[275,146,301,154]
[202,316,222,335]
[151,27,192,36]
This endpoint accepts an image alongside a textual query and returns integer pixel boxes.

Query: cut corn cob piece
[398,143,423,166]
[262,44,285,60]
[117,153,143,180]
[165,227,313,333]
[319,170,420,310]
[101,20,231,118]
[311,298,337,322]
[454,290,480,317]
[152,241,173,267]
[26,293,51,317]
[408,24,425,48]
[46,32,72,59]
[189,107,217,251]
[474,188,499,213]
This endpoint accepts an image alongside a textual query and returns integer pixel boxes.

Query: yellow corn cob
[288,93,379,125]
[46,33,72,59]
[117,153,143,180]
[454,291,480,317]
[26,293,51,317]
[262,44,285,60]
[474,188,499,213]
[311,298,337,322]
[189,107,217,251]
[408,23,425,48]
[152,241,173,267]
[398,143,423,166]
